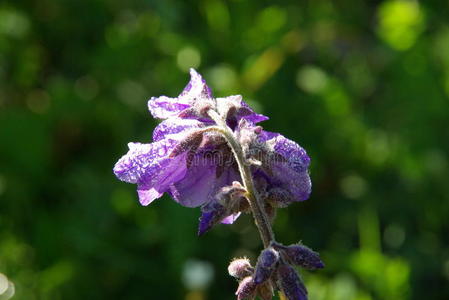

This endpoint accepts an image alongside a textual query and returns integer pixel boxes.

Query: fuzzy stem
[207,109,274,247]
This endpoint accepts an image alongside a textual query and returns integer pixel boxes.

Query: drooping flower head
[113,69,311,233]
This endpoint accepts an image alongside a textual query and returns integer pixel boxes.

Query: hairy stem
[207,109,274,247]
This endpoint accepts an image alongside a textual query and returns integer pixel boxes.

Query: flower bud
[236,276,257,300]
[254,247,280,284]
[283,244,324,270]
[228,258,254,279]
[278,264,307,300]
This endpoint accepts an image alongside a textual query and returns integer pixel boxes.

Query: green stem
[207,109,275,247]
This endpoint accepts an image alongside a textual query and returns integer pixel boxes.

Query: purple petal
[137,187,163,206]
[198,202,226,235]
[170,157,240,208]
[221,212,241,224]
[153,118,205,142]
[271,166,311,201]
[148,96,190,119]
[113,139,189,205]
[169,158,218,207]
[180,68,213,99]
[269,135,312,201]
[148,69,213,120]
[258,130,279,143]
[272,135,310,172]
[240,100,269,124]
[114,142,174,184]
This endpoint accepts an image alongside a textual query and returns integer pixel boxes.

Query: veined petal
[153,118,205,142]
[240,100,269,124]
[148,69,213,120]
[148,96,190,119]
[271,164,311,201]
[170,155,240,208]
[169,158,217,207]
[137,187,163,206]
[113,142,168,184]
[268,135,312,202]
[180,68,213,99]
[113,138,189,204]
[272,135,310,172]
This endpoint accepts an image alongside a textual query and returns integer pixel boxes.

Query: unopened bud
[228,258,254,279]
[278,264,307,300]
[254,247,280,284]
[236,276,257,300]
[283,244,324,270]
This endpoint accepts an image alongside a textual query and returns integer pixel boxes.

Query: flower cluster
[228,243,323,300]
[113,69,321,299]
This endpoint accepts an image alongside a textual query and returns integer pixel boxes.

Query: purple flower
[113,69,312,232]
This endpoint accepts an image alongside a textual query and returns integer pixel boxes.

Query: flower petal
[148,96,190,119]
[221,212,241,224]
[180,68,213,99]
[216,95,269,126]
[113,138,189,205]
[137,187,163,206]
[268,135,312,201]
[148,69,213,119]
[153,118,205,142]
[170,155,240,207]
[240,99,269,124]
[169,158,217,207]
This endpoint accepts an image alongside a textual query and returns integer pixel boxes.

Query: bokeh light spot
[182,259,214,290]
[0,273,8,295]
[377,0,425,51]
[257,6,286,34]
[296,66,328,94]
[340,174,368,199]
[177,46,201,72]
[0,273,14,299]
[0,8,30,38]
[208,65,237,92]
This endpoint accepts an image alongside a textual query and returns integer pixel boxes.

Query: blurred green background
[1,0,448,299]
